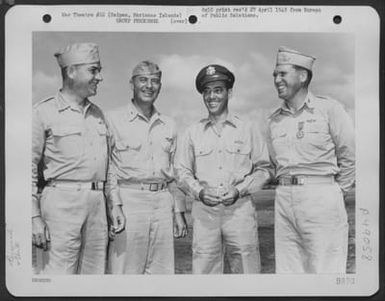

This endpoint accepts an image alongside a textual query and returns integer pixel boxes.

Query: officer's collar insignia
[234,140,244,144]
[206,66,216,75]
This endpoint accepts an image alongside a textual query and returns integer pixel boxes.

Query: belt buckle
[149,183,158,191]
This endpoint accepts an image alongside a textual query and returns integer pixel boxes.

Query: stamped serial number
[359,208,373,261]
[336,277,355,285]
[32,278,51,283]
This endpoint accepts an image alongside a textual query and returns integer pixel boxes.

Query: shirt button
[220,183,223,187]
[219,166,222,170]
[218,150,222,153]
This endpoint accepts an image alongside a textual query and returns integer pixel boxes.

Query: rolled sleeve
[329,103,355,192]
[168,181,187,213]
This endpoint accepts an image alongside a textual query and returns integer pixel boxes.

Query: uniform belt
[117,180,168,192]
[48,180,104,190]
[278,175,335,186]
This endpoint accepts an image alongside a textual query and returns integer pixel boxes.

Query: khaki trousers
[34,186,108,274]
[275,183,349,273]
[107,188,174,274]
[192,197,261,274]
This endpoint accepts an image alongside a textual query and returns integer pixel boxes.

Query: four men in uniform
[32,43,355,274]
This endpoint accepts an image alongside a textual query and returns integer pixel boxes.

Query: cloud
[32,71,61,103]
[157,54,235,90]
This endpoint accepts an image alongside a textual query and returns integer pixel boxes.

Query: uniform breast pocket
[225,142,251,170]
[115,139,142,167]
[194,145,214,171]
[303,122,330,150]
[271,129,289,156]
[51,125,83,158]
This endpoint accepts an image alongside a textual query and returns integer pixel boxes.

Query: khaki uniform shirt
[176,113,271,199]
[105,101,186,212]
[267,92,355,192]
[32,92,108,217]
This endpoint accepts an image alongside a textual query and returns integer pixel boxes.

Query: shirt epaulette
[33,96,55,108]
[268,107,282,119]
[315,95,331,100]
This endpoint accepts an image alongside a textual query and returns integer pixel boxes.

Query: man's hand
[32,216,50,251]
[199,188,221,207]
[221,186,240,206]
[108,205,126,240]
[173,212,188,238]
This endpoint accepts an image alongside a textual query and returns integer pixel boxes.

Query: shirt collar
[56,91,91,113]
[201,112,239,130]
[270,91,315,118]
[126,99,164,124]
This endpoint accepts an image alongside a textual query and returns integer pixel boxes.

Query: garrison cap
[54,43,100,68]
[276,46,316,71]
[195,64,235,94]
[132,60,162,78]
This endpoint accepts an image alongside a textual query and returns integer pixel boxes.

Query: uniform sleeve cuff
[109,191,122,206]
[174,198,187,213]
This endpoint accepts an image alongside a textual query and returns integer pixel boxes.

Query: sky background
[33,32,354,131]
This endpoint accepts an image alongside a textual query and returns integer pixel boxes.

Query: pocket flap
[195,145,213,156]
[226,142,250,155]
[115,139,142,151]
[52,125,82,137]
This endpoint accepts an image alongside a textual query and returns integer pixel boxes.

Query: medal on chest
[296,121,304,139]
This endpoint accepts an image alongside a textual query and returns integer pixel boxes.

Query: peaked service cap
[195,64,235,94]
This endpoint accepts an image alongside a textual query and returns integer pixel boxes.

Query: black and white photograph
[5,4,380,297]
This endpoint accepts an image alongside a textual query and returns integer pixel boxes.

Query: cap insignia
[206,66,216,75]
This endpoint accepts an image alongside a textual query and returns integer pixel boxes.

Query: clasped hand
[199,186,240,207]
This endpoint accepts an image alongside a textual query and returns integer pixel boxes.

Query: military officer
[32,43,108,274]
[176,64,271,274]
[106,61,187,274]
[268,47,355,273]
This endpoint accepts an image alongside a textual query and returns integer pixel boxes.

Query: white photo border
[5,4,380,297]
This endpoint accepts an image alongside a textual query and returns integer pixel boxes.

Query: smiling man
[32,43,108,274]
[268,47,355,273]
[106,61,187,274]
[176,64,271,274]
